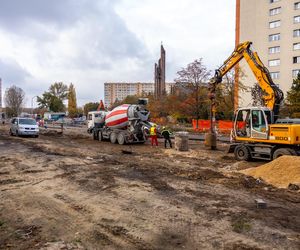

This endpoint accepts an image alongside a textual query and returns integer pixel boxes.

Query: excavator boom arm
[209,41,284,120]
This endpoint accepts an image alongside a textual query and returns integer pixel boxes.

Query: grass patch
[231,217,252,233]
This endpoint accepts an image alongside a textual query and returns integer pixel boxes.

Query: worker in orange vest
[150,124,158,147]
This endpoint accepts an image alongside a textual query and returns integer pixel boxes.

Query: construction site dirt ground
[0,124,299,250]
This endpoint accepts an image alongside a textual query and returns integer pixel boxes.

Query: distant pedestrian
[150,124,158,147]
[161,126,172,148]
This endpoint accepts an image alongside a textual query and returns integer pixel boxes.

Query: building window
[293,43,300,50]
[270,7,281,16]
[293,29,300,37]
[292,69,300,77]
[269,33,280,41]
[270,0,280,3]
[270,72,280,79]
[294,15,300,23]
[293,56,300,63]
[269,20,281,28]
[269,59,280,67]
[269,46,280,54]
[295,2,300,10]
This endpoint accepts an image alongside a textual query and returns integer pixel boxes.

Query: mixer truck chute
[87,101,151,145]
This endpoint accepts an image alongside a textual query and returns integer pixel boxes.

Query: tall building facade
[154,45,166,98]
[104,82,174,108]
[237,0,300,106]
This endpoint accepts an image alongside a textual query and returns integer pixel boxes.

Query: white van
[10,117,39,137]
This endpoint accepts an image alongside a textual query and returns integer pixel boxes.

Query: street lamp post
[31,96,38,115]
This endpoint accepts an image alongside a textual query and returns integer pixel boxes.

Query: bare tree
[174,59,211,121]
[216,69,249,119]
[251,83,265,106]
[4,85,26,117]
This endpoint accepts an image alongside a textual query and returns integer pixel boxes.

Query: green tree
[286,72,300,117]
[4,85,25,117]
[83,102,99,116]
[37,82,68,112]
[68,83,77,117]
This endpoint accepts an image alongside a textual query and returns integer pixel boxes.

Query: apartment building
[104,82,174,107]
[237,0,300,106]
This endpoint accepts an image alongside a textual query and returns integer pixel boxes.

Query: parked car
[9,117,39,137]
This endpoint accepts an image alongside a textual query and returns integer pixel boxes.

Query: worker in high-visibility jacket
[150,124,158,146]
[161,126,172,148]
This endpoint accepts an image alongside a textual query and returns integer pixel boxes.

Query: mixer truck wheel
[93,130,99,140]
[98,131,103,141]
[117,133,126,145]
[110,132,117,144]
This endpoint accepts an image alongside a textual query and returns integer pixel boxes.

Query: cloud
[0,59,30,85]
[0,0,153,105]
[0,0,235,106]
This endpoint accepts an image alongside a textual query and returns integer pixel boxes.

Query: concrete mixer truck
[87,99,151,144]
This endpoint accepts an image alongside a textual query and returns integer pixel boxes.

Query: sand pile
[241,156,300,189]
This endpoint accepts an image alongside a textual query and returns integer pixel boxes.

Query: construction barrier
[192,119,248,133]
[218,120,234,132]
[192,120,211,132]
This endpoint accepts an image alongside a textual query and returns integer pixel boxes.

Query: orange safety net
[192,119,211,132]
[218,120,233,131]
[192,119,245,133]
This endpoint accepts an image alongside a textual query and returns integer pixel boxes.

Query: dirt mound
[241,156,300,188]
[40,129,63,136]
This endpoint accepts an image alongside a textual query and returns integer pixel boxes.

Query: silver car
[10,117,39,137]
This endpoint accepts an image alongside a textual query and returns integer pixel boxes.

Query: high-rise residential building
[237,0,300,106]
[104,82,174,108]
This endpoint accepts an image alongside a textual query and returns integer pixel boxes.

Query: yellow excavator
[209,41,300,160]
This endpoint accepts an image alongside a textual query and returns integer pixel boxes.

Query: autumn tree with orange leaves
[174,59,211,123]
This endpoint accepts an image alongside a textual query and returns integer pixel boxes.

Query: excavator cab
[233,107,272,140]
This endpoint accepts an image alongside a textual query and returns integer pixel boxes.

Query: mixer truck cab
[87,111,107,133]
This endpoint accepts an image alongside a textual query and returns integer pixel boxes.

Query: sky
[0,0,236,107]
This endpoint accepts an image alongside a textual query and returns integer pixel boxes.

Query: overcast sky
[0,0,235,107]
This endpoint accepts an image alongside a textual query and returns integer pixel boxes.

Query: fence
[192,119,247,133]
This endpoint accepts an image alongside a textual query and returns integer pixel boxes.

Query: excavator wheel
[110,132,117,144]
[272,148,296,160]
[117,133,126,145]
[234,144,251,161]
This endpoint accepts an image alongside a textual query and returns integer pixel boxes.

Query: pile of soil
[40,129,62,136]
[241,156,300,188]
